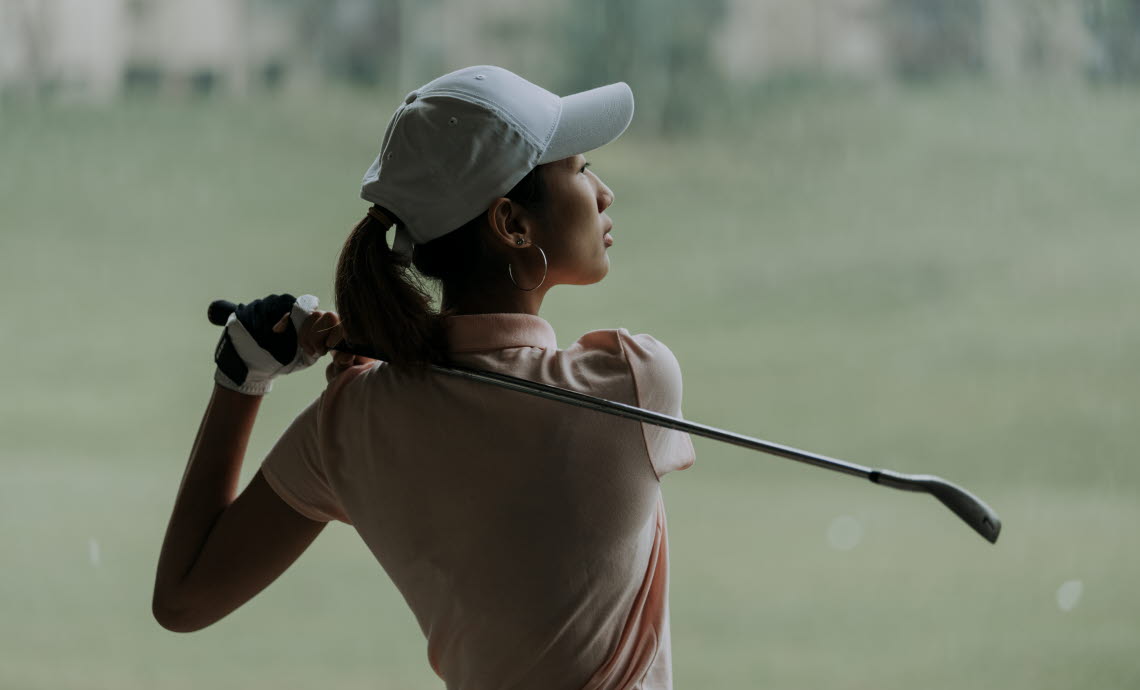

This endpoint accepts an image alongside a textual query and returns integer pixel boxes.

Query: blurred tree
[554,0,729,136]
[985,0,1092,84]
[1083,0,1140,81]
[271,0,406,86]
[883,0,985,80]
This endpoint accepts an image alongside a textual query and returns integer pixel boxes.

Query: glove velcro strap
[214,329,249,386]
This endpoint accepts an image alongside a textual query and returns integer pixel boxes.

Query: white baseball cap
[360,65,635,259]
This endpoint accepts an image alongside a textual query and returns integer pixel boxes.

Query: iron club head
[870,470,1001,543]
[207,297,1004,545]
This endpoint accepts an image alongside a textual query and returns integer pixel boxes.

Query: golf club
[209,299,1001,544]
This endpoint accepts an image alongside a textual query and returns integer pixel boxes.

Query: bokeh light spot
[827,516,863,551]
[1056,580,1083,612]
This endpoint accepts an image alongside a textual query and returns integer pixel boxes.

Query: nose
[597,179,614,212]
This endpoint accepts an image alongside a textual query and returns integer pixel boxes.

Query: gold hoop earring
[507,242,548,292]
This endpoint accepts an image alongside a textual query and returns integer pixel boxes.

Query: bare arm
[153,308,354,632]
[152,384,327,632]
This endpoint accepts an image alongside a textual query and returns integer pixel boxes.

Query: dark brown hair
[333,166,548,374]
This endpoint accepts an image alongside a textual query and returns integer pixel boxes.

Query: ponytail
[333,206,451,375]
[334,166,548,374]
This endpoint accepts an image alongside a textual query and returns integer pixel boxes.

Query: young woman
[154,65,696,689]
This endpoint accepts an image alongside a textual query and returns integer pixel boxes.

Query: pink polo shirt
[260,312,696,689]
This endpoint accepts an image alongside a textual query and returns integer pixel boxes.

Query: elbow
[152,600,196,633]
[152,592,209,634]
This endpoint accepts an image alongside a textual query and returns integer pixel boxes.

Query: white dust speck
[1056,580,1082,612]
[826,516,863,551]
[88,538,101,568]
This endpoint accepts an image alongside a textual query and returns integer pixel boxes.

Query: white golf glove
[213,293,321,396]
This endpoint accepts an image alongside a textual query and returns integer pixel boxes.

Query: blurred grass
[1,82,1137,688]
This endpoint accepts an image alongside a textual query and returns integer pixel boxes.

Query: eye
[579,162,591,174]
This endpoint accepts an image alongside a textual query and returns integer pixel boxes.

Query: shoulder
[320,360,384,417]
[569,328,676,358]
[570,328,695,478]
[568,328,685,393]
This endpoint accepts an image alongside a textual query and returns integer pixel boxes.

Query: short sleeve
[616,330,697,480]
[259,392,351,524]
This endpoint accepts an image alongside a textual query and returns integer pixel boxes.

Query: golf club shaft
[208,299,1001,543]
[435,362,874,478]
[210,299,868,476]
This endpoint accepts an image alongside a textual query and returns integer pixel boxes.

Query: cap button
[404,91,418,104]
[474,74,485,80]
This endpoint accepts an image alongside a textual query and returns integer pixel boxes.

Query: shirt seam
[616,331,663,484]
[258,462,335,523]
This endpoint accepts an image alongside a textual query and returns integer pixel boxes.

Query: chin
[565,253,610,286]
[586,253,610,284]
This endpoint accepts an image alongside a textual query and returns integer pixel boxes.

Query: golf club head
[870,470,1001,544]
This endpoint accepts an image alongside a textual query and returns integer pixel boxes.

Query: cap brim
[537,82,634,165]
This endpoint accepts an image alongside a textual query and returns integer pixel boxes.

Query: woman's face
[532,154,616,286]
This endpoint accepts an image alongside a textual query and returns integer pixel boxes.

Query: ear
[485,197,538,249]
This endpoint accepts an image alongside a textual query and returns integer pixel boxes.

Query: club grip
[208,300,238,326]
[207,298,384,361]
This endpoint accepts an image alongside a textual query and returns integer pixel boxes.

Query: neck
[444,287,549,317]
[442,251,554,316]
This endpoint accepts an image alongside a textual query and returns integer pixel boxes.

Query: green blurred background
[2,0,1138,688]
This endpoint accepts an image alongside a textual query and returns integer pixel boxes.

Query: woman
[153,65,696,689]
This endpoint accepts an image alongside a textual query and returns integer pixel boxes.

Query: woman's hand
[325,350,377,383]
[213,294,323,396]
[282,307,343,358]
[277,308,375,383]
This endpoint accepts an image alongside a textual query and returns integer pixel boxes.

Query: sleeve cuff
[260,463,339,523]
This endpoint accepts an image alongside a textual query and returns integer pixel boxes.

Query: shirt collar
[442,313,559,353]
